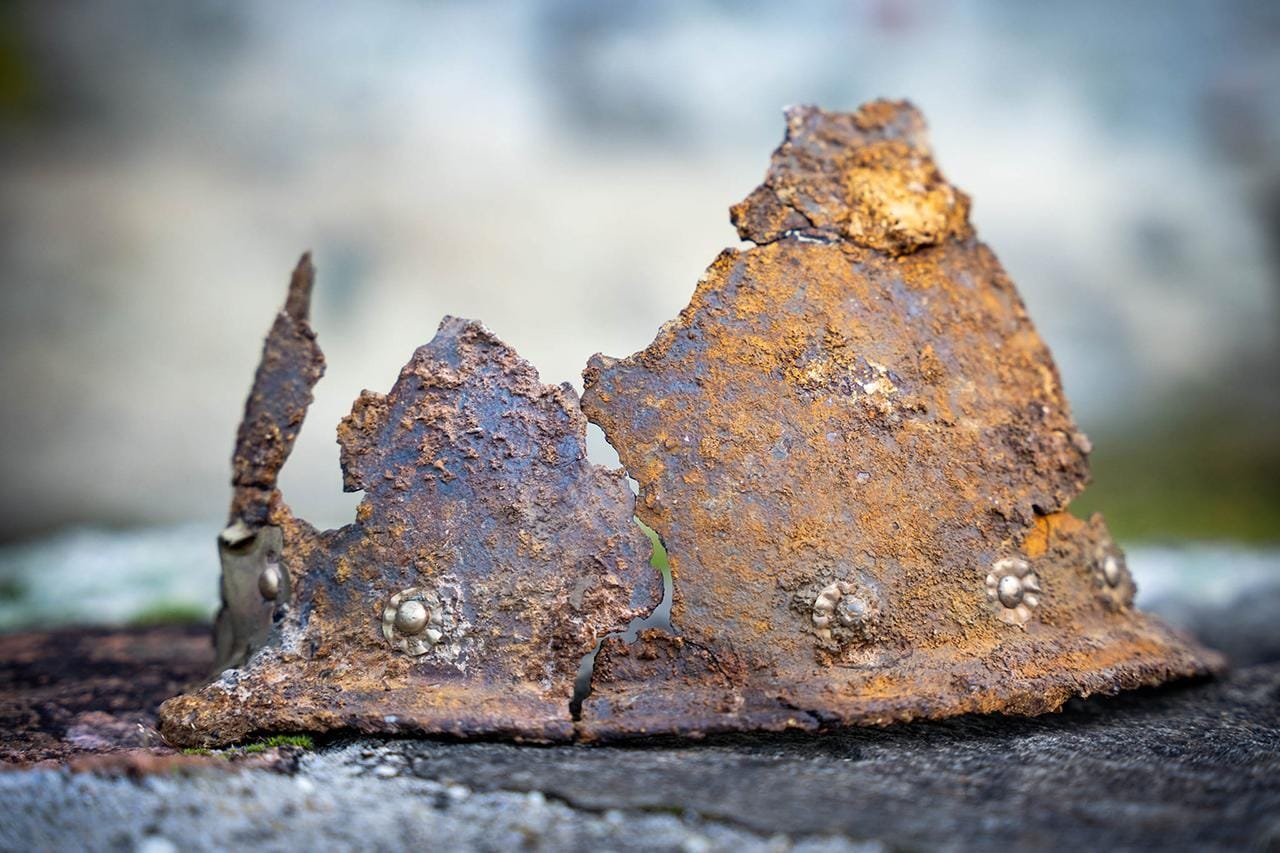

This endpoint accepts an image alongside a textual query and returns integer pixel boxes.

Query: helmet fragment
[576,100,1223,740]
[159,268,659,747]
[161,100,1222,748]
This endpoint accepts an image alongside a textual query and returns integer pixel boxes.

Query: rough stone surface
[161,315,659,746]
[342,666,1280,850]
[579,100,1221,739]
[0,625,207,766]
[1,580,1276,850]
[2,666,1277,850]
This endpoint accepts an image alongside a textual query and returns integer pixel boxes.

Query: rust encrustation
[160,287,659,746]
[164,99,1222,748]
[729,101,972,255]
[213,254,323,673]
[578,99,1223,740]
[228,253,325,527]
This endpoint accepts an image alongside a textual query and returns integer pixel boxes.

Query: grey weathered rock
[1,663,1277,851]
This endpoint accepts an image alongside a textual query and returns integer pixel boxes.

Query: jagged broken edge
[163,260,662,746]
[212,253,325,674]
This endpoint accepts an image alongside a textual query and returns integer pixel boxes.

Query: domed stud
[996,574,1023,609]
[812,580,879,643]
[1091,541,1135,609]
[1102,554,1122,587]
[394,599,429,635]
[258,564,282,601]
[986,558,1041,626]
[835,592,871,626]
[382,588,449,656]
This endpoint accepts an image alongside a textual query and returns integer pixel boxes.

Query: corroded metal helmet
[160,100,1221,747]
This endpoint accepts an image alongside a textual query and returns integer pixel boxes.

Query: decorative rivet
[1091,542,1134,609]
[812,579,879,642]
[1101,554,1122,587]
[258,564,282,600]
[986,558,1040,625]
[382,587,448,656]
[996,574,1023,608]
[394,599,429,635]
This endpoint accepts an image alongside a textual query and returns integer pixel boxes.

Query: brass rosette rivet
[811,580,879,642]
[986,558,1041,625]
[1091,542,1135,609]
[382,587,447,656]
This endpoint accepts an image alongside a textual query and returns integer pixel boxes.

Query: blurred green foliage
[0,575,25,602]
[1076,414,1280,544]
[127,602,211,627]
[0,8,37,120]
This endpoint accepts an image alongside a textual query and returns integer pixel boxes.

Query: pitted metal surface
[227,254,325,528]
[163,100,1220,748]
[576,100,1222,740]
[728,101,972,255]
[212,254,322,672]
[161,299,659,747]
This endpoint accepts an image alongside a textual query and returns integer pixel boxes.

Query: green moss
[239,734,315,753]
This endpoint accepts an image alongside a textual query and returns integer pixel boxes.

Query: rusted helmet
[160,100,1221,748]
[160,265,660,746]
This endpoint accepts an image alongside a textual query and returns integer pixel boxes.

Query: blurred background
[0,0,1277,631]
